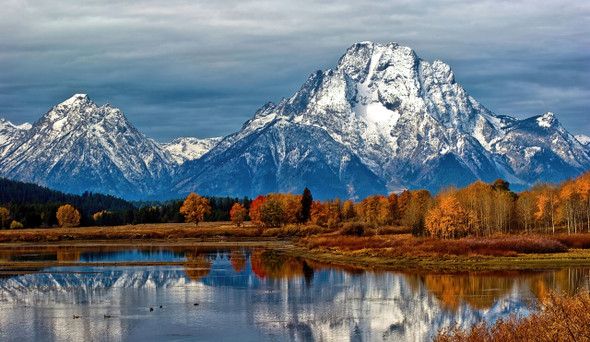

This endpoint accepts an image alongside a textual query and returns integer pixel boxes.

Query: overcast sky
[0,0,588,142]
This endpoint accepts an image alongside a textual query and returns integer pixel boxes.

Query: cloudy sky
[0,0,588,142]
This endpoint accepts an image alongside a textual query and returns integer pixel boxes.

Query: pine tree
[300,187,313,223]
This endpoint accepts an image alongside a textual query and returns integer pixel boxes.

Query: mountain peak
[59,94,91,107]
[536,112,557,128]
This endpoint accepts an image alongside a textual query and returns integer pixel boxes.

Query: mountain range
[0,42,588,200]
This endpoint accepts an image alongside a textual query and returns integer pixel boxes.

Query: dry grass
[299,234,568,258]
[262,224,333,237]
[434,290,590,342]
[0,222,263,242]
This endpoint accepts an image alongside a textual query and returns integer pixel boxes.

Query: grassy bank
[0,222,266,243]
[2,223,590,271]
[294,232,590,270]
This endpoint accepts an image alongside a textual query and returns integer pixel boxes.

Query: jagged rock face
[175,42,590,196]
[174,119,386,199]
[0,94,175,199]
[0,42,588,200]
[162,137,222,164]
[0,119,31,157]
[576,134,590,150]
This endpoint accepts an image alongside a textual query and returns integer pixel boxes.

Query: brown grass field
[0,222,266,243]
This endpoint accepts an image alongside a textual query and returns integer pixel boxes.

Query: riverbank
[2,223,590,271]
[0,222,267,242]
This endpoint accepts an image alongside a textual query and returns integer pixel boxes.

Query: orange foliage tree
[179,193,211,226]
[249,195,266,227]
[56,204,81,228]
[342,200,356,221]
[230,203,248,227]
[425,193,468,239]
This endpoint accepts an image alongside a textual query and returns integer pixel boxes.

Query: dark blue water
[0,247,588,341]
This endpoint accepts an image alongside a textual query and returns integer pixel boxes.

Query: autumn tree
[249,195,266,227]
[179,193,211,226]
[56,204,81,227]
[0,207,10,229]
[576,172,590,232]
[300,188,313,223]
[281,193,302,224]
[230,203,248,227]
[310,200,329,226]
[342,200,356,221]
[535,183,559,234]
[397,190,411,221]
[403,190,432,236]
[388,193,399,222]
[425,193,468,239]
[260,194,283,227]
[516,191,537,233]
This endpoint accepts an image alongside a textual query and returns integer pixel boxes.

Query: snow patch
[60,94,89,107]
[536,112,554,128]
[52,117,67,131]
[575,134,590,146]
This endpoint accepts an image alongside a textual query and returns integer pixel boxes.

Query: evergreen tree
[300,187,313,223]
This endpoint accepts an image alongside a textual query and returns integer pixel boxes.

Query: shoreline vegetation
[434,290,590,342]
[1,222,590,271]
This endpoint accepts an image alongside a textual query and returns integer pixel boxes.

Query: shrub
[376,226,410,235]
[553,234,590,249]
[10,220,23,229]
[339,222,366,236]
[435,290,590,342]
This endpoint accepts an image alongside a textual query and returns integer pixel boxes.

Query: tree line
[0,177,250,228]
[3,171,590,237]
[212,172,590,238]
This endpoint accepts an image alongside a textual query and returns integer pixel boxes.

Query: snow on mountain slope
[174,119,386,199]
[0,42,588,200]
[0,118,31,157]
[162,137,222,164]
[576,134,590,149]
[175,42,589,197]
[0,94,176,199]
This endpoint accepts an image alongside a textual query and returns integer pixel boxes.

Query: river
[0,245,588,341]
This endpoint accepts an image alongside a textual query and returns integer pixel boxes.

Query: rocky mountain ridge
[0,42,588,199]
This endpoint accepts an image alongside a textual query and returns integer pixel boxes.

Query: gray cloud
[0,0,588,141]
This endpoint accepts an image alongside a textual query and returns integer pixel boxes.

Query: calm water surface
[0,245,588,342]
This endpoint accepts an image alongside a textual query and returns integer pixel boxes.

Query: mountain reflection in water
[0,246,588,342]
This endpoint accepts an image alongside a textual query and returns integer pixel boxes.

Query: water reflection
[0,245,589,342]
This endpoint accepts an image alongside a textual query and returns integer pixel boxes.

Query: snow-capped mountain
[0,119,31,157]
[0,94,175,199]
[576,134,590,149]
[0,42,588,200]
[162,137,222,164]
[174,42,590,197]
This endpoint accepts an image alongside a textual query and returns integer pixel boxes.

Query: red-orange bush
[435,290,590,342]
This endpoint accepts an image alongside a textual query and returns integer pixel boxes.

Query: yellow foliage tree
[56,204,81,227]
[0,207,10,229]
[425,194,468,239]
[10,220,23,229]
[342,200,355,221]
[180,193,211,226]
[230,203,248,227]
